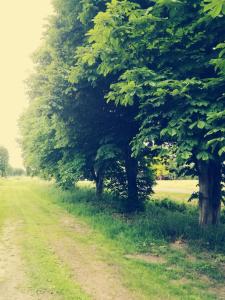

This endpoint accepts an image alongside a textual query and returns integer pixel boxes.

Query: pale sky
[0,0,53,168]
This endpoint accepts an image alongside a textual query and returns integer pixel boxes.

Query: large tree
[71,0,225,224]
[20,0,154,210]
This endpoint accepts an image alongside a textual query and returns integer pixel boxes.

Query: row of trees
[20,0,225,225]
[0,147,9,177]
[0,146,25,177]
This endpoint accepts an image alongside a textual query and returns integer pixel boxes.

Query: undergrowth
[48,185,225,253]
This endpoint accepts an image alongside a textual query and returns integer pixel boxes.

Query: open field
[78,179,199,203]
[0,178,225,299]
[154,180,198,202]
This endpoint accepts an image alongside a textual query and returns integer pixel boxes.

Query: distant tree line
[7,166,25,177]
[0,146,9,177]
[0,146,25,177]
[19,0,225,225]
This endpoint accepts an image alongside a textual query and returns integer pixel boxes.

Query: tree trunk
[91,166,105,198]
[198,160,222,226]
[95,172,104,198]
[125,148,140,212]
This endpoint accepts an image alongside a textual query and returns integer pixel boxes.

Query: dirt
[0,210,137,300]
[171,239,187,251]
[0,221,34,300]
[60,214,91,235]
[125,253,166,264]
[210,284,225,300]
[170,277,190,286]
[171,240,197,262]
[50,214,137,300]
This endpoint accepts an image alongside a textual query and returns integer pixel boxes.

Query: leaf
[204,0,225,17]
[197,120,206,129]
[171,89,180,96]
[189,122,197,130]
[218,146,225,156]
[181,151,192,160]
[196,152,210,161]
[168,128,177,137]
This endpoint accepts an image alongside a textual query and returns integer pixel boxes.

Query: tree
[203,0,225,171]
[7,166,25,177]
[0,147,9,177]
[152,160,169,180]
[19,0,154,211]
[72,0,225,224]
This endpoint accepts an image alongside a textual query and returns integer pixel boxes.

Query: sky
[0,0,53,168]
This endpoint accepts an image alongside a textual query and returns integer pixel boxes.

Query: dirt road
[0,179,137,300]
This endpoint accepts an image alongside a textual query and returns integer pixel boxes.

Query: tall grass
[47,185,225,253]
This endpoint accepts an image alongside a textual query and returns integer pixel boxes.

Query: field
[154,180,198,202]
[0,178,225,299]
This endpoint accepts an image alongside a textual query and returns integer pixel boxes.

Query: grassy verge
[1,178,225,299]
[44,184,225,296]
[48,185,225,252]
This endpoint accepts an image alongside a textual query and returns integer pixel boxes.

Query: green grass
[48,182,225,298]
[0,178,89,300]
[51,184,225,252]
[0,178,225,299]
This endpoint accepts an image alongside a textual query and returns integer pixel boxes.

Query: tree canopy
[20,0,225,224]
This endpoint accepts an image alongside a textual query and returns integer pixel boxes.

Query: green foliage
[152,158,169,179]
[7,166,25,177]
[19,0,155,207]
[204,0,225,17]
[19,0,225,220]
[105,158,155,205]
[82,0,225,163]
[212,42,225,74]
[0,146,9,177]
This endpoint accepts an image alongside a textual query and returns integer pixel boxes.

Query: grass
[44,184,224,298]
[52,181,225,252]
[0,178,89,300]
[78,179,199,202]
[48,182,225,298]
[0,178,225,299]
[154,180,198,203]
